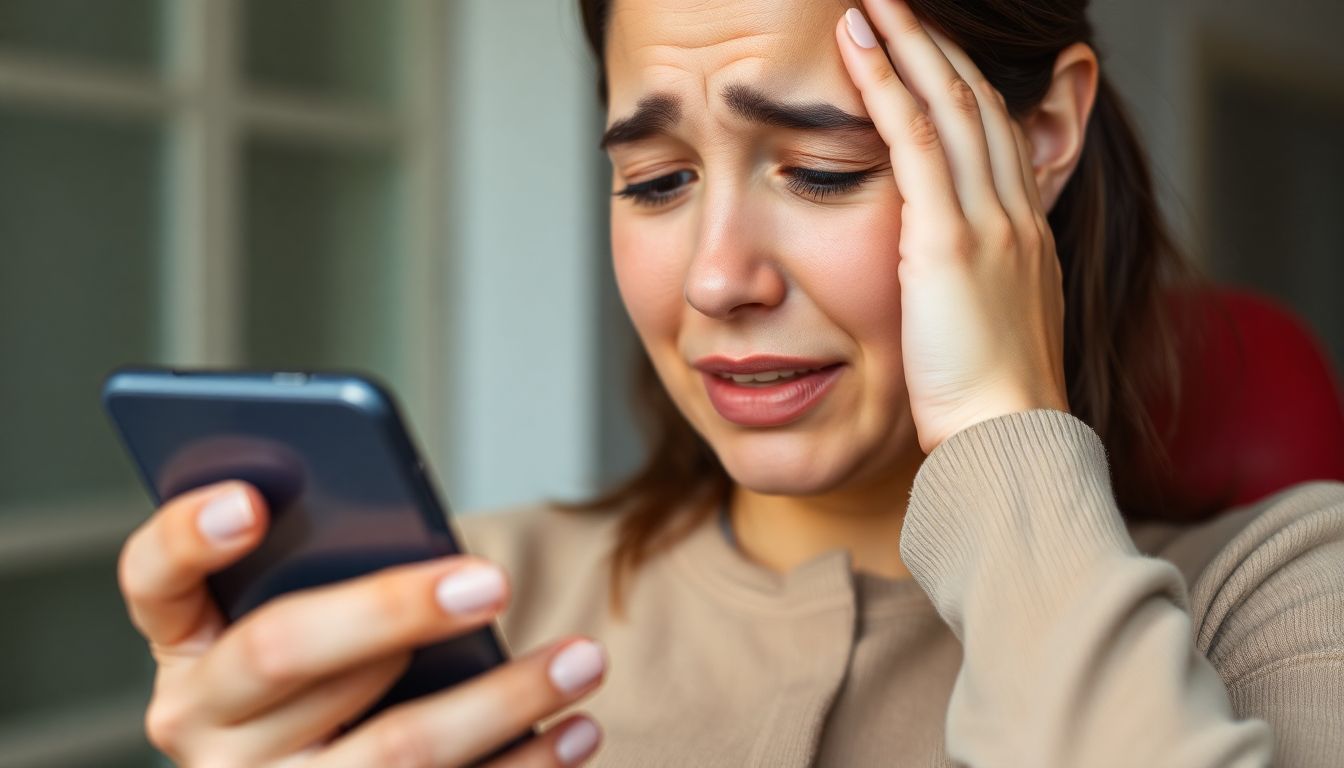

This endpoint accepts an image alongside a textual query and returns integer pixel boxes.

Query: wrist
[927,389,1071,454]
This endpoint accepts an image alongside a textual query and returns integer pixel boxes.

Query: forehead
[605,0,863,122]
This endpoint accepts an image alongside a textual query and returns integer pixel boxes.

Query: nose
[683,194,787,319]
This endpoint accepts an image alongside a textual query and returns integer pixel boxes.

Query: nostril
[684,260,787,318]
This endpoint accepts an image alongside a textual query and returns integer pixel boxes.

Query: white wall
[1091,0,1344,260]
[441,0,609,514]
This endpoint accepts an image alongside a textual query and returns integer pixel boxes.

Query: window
[0,1,445,764]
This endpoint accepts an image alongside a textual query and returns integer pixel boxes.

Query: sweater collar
[669,494,931,616]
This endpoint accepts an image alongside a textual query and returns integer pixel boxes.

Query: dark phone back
[102,367,515,731]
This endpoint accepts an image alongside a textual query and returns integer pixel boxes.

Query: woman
[115,0,1344,765]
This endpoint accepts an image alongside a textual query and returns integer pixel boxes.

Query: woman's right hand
[117,480,605,767]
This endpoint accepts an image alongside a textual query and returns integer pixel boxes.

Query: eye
[612,167,876,208]
[782,167,875,202]
[612,169,696,208]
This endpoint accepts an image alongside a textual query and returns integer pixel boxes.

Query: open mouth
[710,365,833,386]
[698,362,845,427]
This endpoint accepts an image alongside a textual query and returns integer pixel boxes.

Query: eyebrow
[598,83,876,150]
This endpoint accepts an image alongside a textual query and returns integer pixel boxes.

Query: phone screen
[104,370,519,734]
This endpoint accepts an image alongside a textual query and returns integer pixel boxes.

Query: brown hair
[566,0,1210,614]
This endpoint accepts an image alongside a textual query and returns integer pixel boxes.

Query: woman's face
[605,0,921,495]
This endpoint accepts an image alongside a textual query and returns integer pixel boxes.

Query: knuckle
[871,60,901,89]
[899,14,925,37]
[982,215,1017,252]
[370,718,436,768]
[905,112,942,152]
[973,79,1006,110]
[1017,221,1043,252]
[237,614,302,686]
[116,531,150,604]
[1019,232,1043,256]
[948,226,979,262]
[946,76,980,117]
[144,695,189,754]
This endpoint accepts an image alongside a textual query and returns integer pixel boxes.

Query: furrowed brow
[720,83,875,135]
[599,83,876,150]
[599,93,681,150]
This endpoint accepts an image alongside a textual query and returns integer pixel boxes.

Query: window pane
[242,0,402,106]
[0,0,164,73]
[0,551,152,722]
[0,107,166,509]
[242,136,404,381]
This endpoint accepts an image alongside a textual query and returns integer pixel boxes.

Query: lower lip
[701,365,844,427]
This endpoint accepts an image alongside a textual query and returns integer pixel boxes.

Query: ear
[1019,43,1099,213]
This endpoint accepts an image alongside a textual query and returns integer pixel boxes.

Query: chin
[710,430,863,496]
[703,403,922,497]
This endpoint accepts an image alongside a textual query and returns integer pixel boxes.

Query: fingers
[311,637,607,768]
[857,0,1001,220]
[837,8,960,219]
[219,654,412,761]
[1010,119,1047,215]
[195,555,511,722]
[480,714,602,768]
[118,481,269,648]
[924,26,1040,227]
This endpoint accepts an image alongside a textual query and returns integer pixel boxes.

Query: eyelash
[613,167,875,208]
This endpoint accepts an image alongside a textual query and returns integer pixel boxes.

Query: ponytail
[1050,73,1207,517]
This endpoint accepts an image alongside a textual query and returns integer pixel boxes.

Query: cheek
[611,212,684,344]
[777,199,905,353]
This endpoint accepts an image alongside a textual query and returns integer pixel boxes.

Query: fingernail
[197,488,254,543]
[556,718,601,765]
[845,9,878,49]
[549,640,606,695]
[435,564,505,615]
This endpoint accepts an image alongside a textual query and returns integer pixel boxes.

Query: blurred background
[0,0,1340,765]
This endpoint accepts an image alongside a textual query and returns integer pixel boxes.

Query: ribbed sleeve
[902,409,1275,768]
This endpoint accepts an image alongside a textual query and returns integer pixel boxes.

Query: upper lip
[691,355,842,375]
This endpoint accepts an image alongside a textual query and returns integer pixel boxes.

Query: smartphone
[102,366,531,751]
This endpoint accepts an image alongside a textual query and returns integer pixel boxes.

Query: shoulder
[454,499,622,576]
[1132,481,1344,679]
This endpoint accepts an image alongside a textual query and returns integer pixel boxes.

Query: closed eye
[613,167,878,208]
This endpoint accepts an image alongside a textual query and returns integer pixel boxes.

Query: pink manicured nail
[197,489,254,542]
[435,564,505,615]
[845,9,879,49]
[549,640,606,694]
[555,718,600,765]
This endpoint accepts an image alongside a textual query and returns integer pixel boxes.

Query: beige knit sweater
[457,409,1344,767]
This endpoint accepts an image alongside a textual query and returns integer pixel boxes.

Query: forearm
[901,409,1272,768]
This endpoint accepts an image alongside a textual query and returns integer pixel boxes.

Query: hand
[836,0,1070,454]
[117,481,605,767]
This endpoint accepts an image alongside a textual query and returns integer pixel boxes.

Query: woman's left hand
[836,0,1070,455]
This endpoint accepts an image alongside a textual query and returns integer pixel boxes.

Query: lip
[692,355,841,375]
[693,356,845,427]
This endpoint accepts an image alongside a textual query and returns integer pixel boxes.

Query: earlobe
[1019,43,1099,212]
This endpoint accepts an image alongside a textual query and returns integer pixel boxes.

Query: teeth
[719,367,820,383]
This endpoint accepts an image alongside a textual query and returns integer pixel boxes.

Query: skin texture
[114,1,1101,763]
[116,481,606,765]
[604,0,1097,579]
